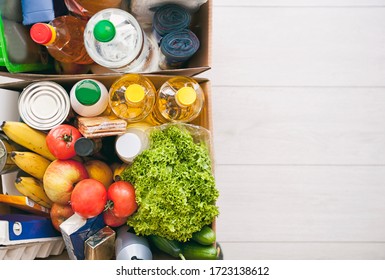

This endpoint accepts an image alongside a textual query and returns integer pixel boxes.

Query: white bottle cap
[115,128,148,163]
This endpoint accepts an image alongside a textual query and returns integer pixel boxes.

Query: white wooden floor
[199,0,385,259]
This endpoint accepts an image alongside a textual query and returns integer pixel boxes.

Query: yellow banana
[14,176,53,209]
[112,162,129,181]
[1,121,56,161]
[11,151,51,180]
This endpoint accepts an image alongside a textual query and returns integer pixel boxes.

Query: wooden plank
[214,165,385,242]
[214,0,385,7]
[211,86,385,165]
[209,7,385,87]
[219,242,385,259]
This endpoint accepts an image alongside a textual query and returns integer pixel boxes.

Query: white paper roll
[0,88,20,122]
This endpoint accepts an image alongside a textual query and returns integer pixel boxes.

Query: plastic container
[64,0,123,19]
[159,29,200,70]
[109,74,156,122]
[30,15,93,64]
[70,79,109,117]
[152,4,191,44]
[0,17,53,73]
[21,0,55,25]
[115,127,149,163]
[84,8,158,73]
[150,76,205,124]
[115,226,152,260]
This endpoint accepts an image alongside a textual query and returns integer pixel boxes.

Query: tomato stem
[104,200,114,211]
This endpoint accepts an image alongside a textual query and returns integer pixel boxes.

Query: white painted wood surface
[207,0,385,259]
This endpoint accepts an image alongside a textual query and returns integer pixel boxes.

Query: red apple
[103,208,128,228]
[50,202,74,231]
[43,159,89,205]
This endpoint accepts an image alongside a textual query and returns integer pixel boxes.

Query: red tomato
[70,178,107,218]
[46,124,82,160]
[107,181,138,218]
[103,208,128,228]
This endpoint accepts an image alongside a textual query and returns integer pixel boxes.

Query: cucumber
[182,241,218,260]
[148,235,185,260]
[192,225,216,245]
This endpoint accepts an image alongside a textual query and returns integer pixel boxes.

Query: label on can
[18,81,70,130]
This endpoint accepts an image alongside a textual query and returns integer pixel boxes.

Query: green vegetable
[149,235,185,260]
[121,124,219,242]
[192,225,216,245]
[182,241,218,260]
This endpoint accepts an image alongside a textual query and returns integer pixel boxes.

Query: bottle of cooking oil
[30,15,93,64]
[150,76,205,124]
[109,74,156,123]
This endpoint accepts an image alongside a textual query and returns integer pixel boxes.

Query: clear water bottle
[109,74,156,122]
[150,76,205,124]
[70,79,109,117]
[84,8,158,73]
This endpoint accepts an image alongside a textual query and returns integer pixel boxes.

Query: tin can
[0,133,20,175]
[18,81,70,130]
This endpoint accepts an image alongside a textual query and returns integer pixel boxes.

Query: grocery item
[76,116,127,138]
[148,235,185,260]
[46,124,82,160]
[109,74,156,122]
[59,213,105,260]
[0,133,20,175]
[0,0,23,22]
[10,151,51,180]
[21,0,55,25]
[30,15,93,64]
[115,226,152,260]
[191,225,216,245]
[84,159,113,188]
[0,17,53,73]
[150,76,204,124]
[14,176,53,209]
[74,137,102,157]
[17,81,71,131]
[130,0,207,26]
[64,0,123,19]
[152,4,191,44]
[70,79,109,117]
[0,121,56,161]
[84,226,116,260]
[84,8,158,73]
[115,128,149,163]
[121,124,219,242]
[0,194,50,215]
[182,241,218,260]
[159,29,200,70]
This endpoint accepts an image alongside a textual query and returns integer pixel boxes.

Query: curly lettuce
[121,124,219,242]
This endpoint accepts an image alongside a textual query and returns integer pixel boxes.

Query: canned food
[0,133,20,175]
[18,81,70,130]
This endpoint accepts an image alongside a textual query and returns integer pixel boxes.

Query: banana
[1,121,56,161]
[14,176,53,209]
[11,151,51,180]
[112,162,129,181]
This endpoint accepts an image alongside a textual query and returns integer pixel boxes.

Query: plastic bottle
[21,0,55,25]
[30,15,93,64]
[74,137,102,157]
[83,8,158,73]
[109,74,156,122]
[115,127,149,164]
[150,76,205,124]
[70,79,109,117]
[64,0,123,19]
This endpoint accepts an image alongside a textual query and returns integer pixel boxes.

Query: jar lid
[93,20,116,42]
[75,80,101,106]
[30,23,56,45]
[125,84,145,103]
[115,131,144,162]
[74,138,95,157]
[175,87,197,106]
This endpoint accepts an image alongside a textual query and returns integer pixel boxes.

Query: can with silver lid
[18,81,71,131]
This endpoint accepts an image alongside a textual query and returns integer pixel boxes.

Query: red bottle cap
[30,23,55,45]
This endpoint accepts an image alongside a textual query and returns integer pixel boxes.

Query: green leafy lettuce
[121,124,219,242]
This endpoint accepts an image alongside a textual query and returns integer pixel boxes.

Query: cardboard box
[0,0,212,80]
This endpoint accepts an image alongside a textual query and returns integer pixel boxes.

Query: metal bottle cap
[18,81,70,130]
